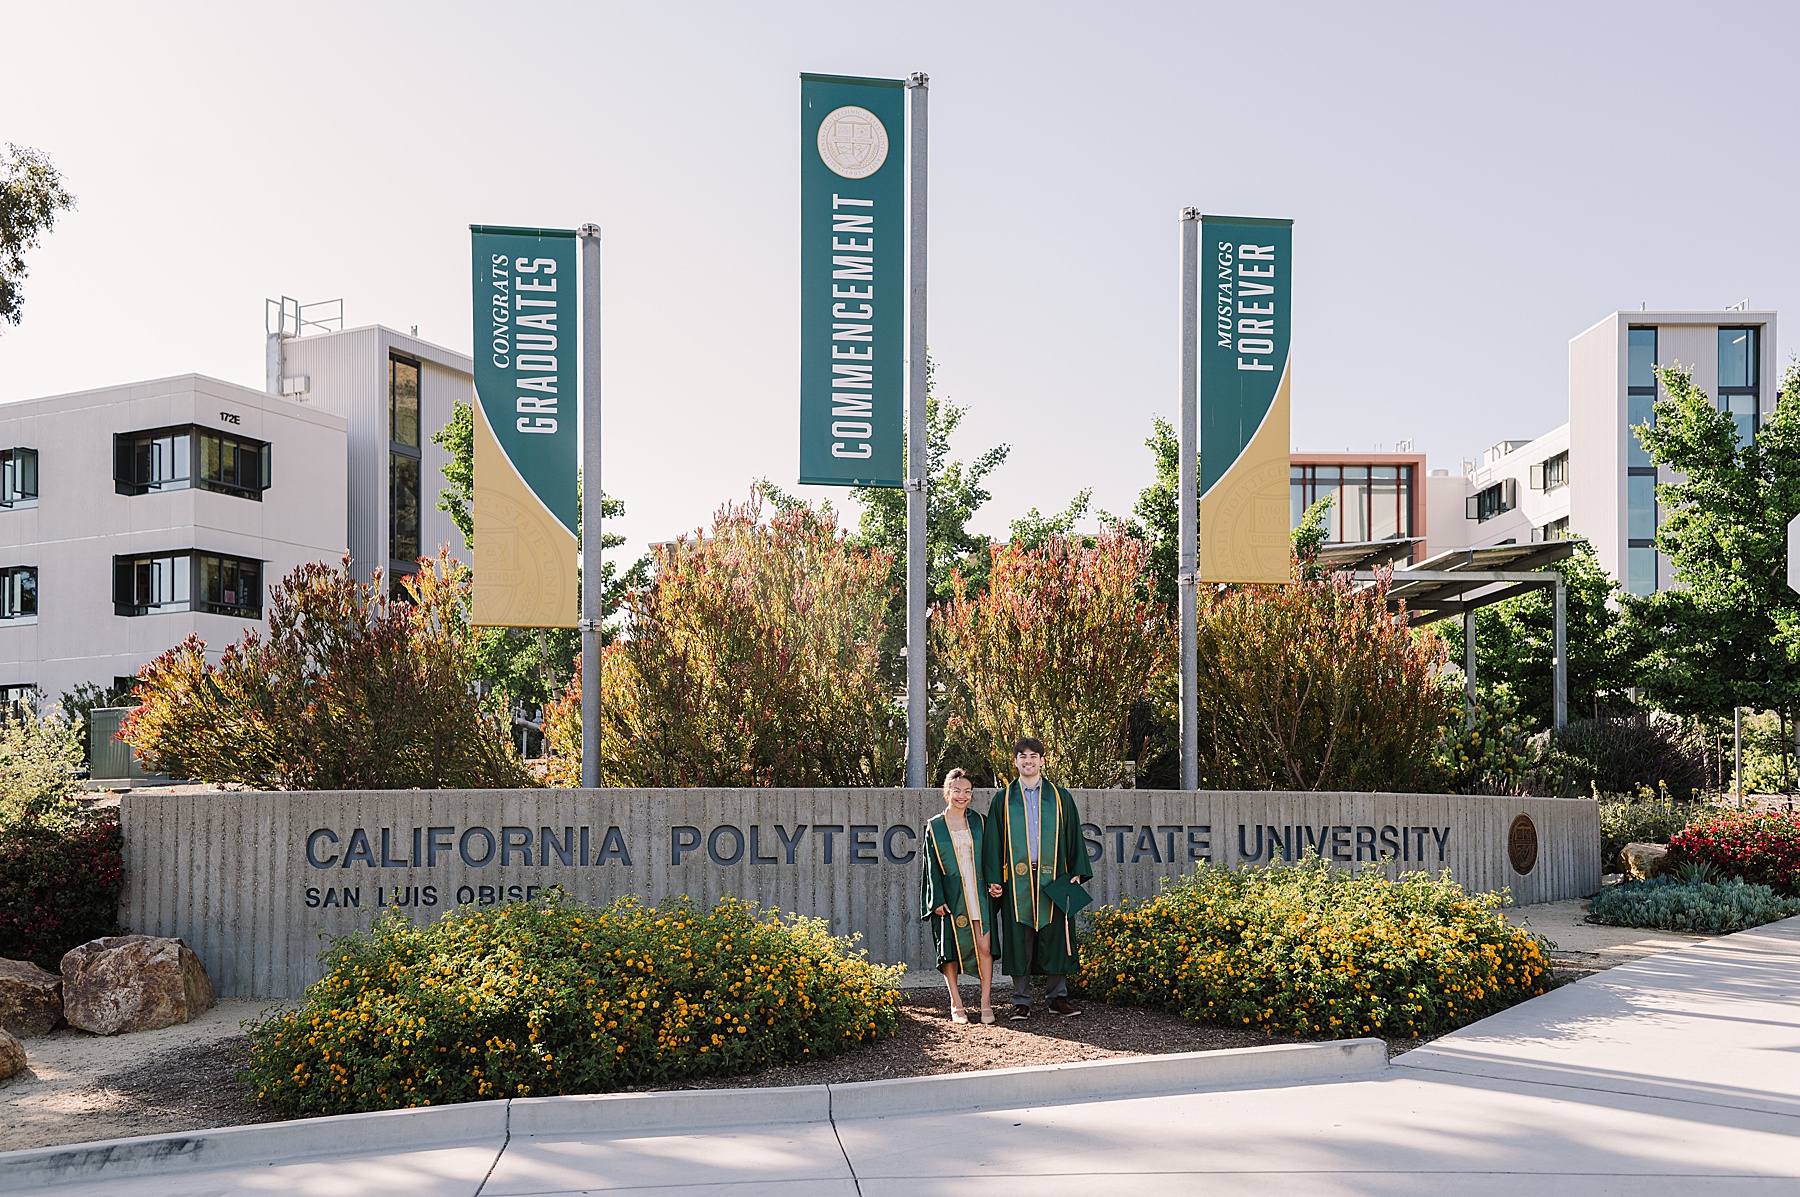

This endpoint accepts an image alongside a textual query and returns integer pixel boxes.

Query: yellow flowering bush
[245,894,903,1116]
[1075,858,1550,1038]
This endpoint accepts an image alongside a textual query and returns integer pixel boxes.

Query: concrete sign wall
[120,788,1600,999]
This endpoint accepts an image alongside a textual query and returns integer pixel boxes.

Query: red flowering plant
[1670,809,1800,896]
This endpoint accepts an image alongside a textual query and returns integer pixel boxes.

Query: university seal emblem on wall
[817,106,889,179]
[1508,813,1539,876]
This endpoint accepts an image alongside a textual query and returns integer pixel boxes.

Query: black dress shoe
[1009,1004,1031,1021]
[1049,997,1082,1017]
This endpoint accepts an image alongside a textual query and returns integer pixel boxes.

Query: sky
[3,1,1798,566]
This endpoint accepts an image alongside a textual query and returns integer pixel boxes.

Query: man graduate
[982,736,1093,1020]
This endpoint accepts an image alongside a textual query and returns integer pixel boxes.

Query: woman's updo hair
[941,767,973,800]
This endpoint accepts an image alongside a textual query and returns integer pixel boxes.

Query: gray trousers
[1007,923,1067,1005]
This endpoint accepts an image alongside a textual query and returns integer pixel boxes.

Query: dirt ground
[0,897,1692,1154]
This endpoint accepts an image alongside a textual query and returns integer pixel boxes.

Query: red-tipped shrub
[0,812,123,969]
[1670,809,1800,895]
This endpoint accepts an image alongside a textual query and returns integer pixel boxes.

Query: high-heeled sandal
[950,1006,969,1024]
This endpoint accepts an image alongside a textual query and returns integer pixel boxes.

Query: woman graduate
[920,768,996,1024]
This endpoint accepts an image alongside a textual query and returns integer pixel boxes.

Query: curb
[827,1039,1387,1120]
[0,1039,1387,1189]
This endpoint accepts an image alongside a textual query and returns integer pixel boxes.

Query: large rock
[1623,842,1673,881]
[60,935,214,1036]
[0,958,64,1036]
[0,1028,26,1080]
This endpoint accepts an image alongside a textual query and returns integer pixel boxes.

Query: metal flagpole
[905,72,930,790]
[1179,209,1199,792]
[579,223,602,789]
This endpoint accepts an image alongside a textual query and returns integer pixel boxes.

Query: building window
[1530,451,1568,493]
[1288,464,1414,543]
[116,426,269,499]
[0,449,38,508]
[113,551,263,618]
[1626,327,1660,596]
[0,683,35,710]
[0,567,36,621]
[1467,479,1517,523]
[1533,517,1571,542]
[389,356,423,581]
[1718,327,1759,445]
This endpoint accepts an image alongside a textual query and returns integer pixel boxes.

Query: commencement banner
[1200,215,1292,584]
[470,225,579,627]
[799,73,905,487]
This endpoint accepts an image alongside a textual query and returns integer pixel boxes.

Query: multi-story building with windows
[1289,451,1428,561]
[0,319,473,703]
[1297,309,1779,596]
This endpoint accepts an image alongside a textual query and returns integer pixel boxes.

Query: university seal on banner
[817,106,889,179]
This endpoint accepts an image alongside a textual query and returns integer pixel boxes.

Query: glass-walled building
[1288,452,1426,560]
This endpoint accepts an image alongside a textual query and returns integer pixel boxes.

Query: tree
[121,552,532,789]
[433,400,648,711]
[933,528,1171,786]
[848,358,1011,608]
[1131,417,1198,610]
[562,495,904,787]
[1623,363,1800,731]
[0,144,74,328]
[1192,569,1453,792]
[1439,540,1631,728]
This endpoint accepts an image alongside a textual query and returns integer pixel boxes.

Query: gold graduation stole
[1002,780,1062,930]
[926,813,984,973]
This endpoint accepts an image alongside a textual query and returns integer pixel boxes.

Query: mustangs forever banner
[1200,215,1292,584]
[798,73,905,487]
[470,225,578,627]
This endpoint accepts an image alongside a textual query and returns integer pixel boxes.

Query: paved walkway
[13,916,1800,1195]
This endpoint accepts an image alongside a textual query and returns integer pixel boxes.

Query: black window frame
[1467,479,1516,523]
[0,448,38,508]
[1627,327,1659,596]
[1288,463,1415,544]
[1530,451,1569,493]
[388,354,424,583]
[115,425,270,500]
[1718,326,1760,445]
[0,565,37,621]
[112,550,263,619]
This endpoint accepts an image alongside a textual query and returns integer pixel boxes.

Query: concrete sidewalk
[10,916,1800,1195]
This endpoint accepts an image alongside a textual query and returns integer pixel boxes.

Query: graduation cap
[1043,875,1093,918]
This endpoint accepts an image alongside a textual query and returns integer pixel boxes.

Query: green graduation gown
[920,810,995,972]
[981,779,1092,977]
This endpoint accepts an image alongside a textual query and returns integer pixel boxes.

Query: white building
[0,317,474,704]
[0,375,347,701]
[1305,308,1779,597]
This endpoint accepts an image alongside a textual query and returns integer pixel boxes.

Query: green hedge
[245,895,903,1115]
[0,812,122,968]
[1075,859,1551,1038]
[1590,874,1800,933]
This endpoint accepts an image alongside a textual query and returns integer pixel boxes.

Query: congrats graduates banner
[470,225,579,627]
[798,73,906,487]
[1200,215,1293,584]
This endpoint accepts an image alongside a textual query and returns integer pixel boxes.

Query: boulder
[60,935,214,1036]
[0,1028,26,1080]
[1622,842,1673,881]
[0,958,64,1036]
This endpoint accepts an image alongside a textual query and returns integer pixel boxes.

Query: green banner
[470,225,579,627]
[799,73,906,487]
[1200,215,1293,584]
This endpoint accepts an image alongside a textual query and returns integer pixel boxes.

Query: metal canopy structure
[1314,537,1423,573]
[1353,540,1582,731]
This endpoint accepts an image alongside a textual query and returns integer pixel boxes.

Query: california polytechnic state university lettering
[798,73,905,487]
[470,225,580,627]
[1199,215,1293,585]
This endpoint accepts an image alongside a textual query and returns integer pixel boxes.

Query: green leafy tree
[933,528,1170,786]
[0,144,74,328]
[1623,363,1800,733]
[1008,489,1097,551]
[568,495,904,787]
[1130,417,1201,610]
[1439,541,1631,728]
[121,552,532,789]
[0,702,83,826]
[433,400,648,710]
